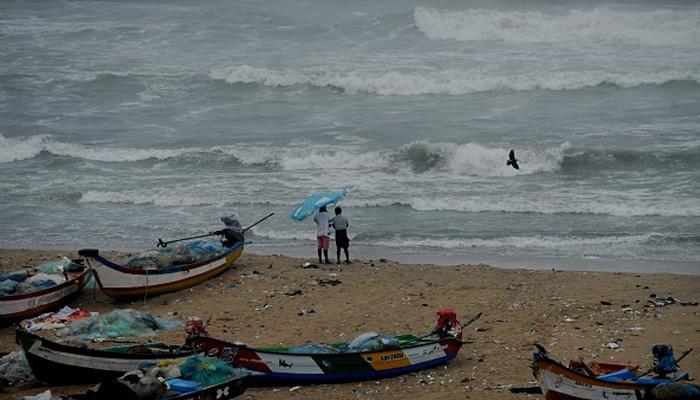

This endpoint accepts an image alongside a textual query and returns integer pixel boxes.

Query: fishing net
[288,344,340,354]
[126,240,224,270]
[179,356,236,386]
[57,309,181,340]
[0,351,36,387]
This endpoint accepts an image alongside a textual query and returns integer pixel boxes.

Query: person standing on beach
[331,206,350,264]
[313,206,332,264]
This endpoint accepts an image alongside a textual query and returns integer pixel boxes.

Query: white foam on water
[210,65,700,96]
[414,6,700,47]
[79,190,221,207]
[374,233,658,250]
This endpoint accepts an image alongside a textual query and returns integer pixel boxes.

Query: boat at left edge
[1,261,93,321]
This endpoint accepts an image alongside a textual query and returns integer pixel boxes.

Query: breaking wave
[210,65,700,96]
[414,6,700,47]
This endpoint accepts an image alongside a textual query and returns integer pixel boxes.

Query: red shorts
[317,235,330,249]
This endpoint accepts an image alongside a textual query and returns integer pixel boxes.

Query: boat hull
[533,352,687,400]
[82,242,243,300]
[0,268,92,321]
[16,329,196,385]
[191,335,463,385]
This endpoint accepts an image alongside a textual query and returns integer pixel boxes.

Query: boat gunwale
[192,334,462,358]
[17,328,197,360]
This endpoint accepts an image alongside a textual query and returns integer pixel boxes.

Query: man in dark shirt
[331,206,350,264]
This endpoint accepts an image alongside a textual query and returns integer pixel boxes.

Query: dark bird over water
[507,149,520,170]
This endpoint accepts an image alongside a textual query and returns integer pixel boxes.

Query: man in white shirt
[313,206,332,264]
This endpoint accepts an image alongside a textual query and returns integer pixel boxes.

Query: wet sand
[1,248,699,400]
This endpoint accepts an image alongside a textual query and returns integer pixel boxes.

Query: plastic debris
[20,306,94,332]
[57,309,181,340]
[0,350,36,387]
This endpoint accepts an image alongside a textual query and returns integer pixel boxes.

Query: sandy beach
[1,248,699,400]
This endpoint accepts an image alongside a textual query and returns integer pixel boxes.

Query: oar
[157,212,275,248]
[157,232,217,248]
[242,212,275,233]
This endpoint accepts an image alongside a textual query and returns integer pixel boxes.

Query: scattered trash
[606,342,620,349]
[297,308,318,316]
[648,296,698,307]
[289,386,301,392]
[563,317,576,322]
[317,278,341,286]
[509,386,542,394]
[0,350,36,387]
[20,306,94,332]
[285,289,304,296]
[600,301,612,306]
[301,262,319,269]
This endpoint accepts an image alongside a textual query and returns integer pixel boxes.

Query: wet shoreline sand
[1,248,699,400]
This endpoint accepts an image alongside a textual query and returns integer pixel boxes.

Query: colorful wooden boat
[189,333,464,385]
[532,350,690,400]
[0,263,92,321]
[16,328,198,385]
[78,240,244,300]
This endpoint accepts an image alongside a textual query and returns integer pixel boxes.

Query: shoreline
[1,245,698,276]
[1,248,699,400]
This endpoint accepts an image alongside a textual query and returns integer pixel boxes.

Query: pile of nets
[179,355,237,386]
[0,258,83,297]
[126,240,224,270]
[288,344,340,354]
[56,309,181,340]
[0,350,36,387]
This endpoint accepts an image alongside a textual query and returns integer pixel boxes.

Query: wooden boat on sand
[532,347,693,400]
[189,309,469,385]
[16,328,197,385]
[78,239,243,300]
[0,260,92,321]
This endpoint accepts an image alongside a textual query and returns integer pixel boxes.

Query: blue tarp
[290,189,347,221]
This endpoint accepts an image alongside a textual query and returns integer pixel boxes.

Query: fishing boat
[77,240,244,300]
[189,309,469,385]
[0,260,93,321]
[16,328,197,385]
[532,346,692,400]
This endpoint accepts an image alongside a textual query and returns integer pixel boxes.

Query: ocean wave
[79,190,222,207]
[374,233,661,250]
[406,196,700,217]
[414,6,700,47]
[209,65,700,96]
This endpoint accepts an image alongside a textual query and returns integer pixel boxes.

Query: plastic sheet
[180,356,236,386]
[57,309,182,340]
[343,332,400,352]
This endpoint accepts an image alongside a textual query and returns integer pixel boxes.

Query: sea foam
[414,6,700,47]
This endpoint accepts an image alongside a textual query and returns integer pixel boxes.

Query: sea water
[1,0,699,274]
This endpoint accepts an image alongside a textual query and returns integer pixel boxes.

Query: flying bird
[506,149,519,170]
